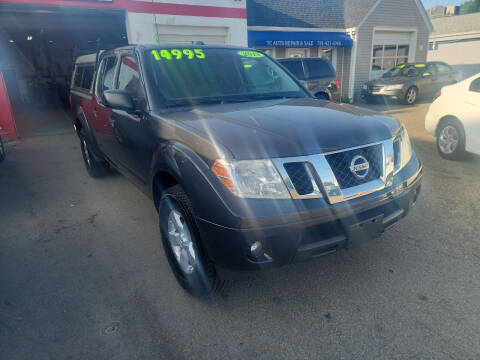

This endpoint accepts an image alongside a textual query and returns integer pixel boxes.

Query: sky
[421,0,463,9]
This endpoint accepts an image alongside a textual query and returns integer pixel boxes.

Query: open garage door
[370,30,416,80]
[0,3,127,137]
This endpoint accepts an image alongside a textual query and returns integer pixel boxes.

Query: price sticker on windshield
[238,50,264,58]
[151,49,206,61]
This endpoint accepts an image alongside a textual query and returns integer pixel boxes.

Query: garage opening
[0,3,127,137]
[370,30,416,80]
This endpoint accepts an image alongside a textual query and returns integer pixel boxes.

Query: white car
[425,73,480,160]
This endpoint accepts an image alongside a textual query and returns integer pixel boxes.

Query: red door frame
[0,71,18,141]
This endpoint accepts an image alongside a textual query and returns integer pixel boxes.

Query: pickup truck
[70,45,422,298]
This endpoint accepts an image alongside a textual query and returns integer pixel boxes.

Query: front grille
[325,144,383,189]
[393,137,401,171]
[284,162,314,195]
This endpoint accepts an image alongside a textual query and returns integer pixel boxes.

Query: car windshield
[145,48,307,107]
[382,64,422,78]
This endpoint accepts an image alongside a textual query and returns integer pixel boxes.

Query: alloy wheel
[406,88,417,104]
[167,209,196,275]
[438,125,459,155]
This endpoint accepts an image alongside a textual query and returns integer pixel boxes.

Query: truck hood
[157,98,400,160]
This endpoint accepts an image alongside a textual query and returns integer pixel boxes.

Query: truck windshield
[145,48,307,107]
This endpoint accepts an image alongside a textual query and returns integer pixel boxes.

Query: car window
[436,63,451,74]
[425,64,438,75]
[73,66,84,88]
[470,78,480,93]
[117,55,146,107]
[146,48,306,106]
[382,64,420,78]
[81,66,95,90]
[96,56,118,99]
[280,61,305,80]
[304,59,334,79]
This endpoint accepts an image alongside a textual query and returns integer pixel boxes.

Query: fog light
[250,241,263,257]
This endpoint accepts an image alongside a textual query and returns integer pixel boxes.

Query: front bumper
[196,161,423,274]
[362,88,406,101]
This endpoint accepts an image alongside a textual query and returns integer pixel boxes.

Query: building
[247,0,432,101]
[428,12,480,79]
[427,5,460,18]
[0,0,247,139]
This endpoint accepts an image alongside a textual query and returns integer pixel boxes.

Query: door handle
[92,108,98,117]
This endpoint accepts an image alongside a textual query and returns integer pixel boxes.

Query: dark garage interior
[0,3,128,137]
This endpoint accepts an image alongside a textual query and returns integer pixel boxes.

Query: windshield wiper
[224,93,304,102]
[165,93,304,107]
[166,97,225,108]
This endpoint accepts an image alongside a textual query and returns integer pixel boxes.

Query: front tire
[404,87,418,105]
[79,132,109,177]
[436,119,465,160]
[159,185,223,298]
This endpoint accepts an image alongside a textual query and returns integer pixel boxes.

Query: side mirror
[104,90,135,112]
[423,72,432,78]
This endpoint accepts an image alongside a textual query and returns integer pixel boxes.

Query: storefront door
[286,48,309,58]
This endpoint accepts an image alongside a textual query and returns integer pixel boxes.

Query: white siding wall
[353,0,430,98]
[125,0,247,46]
[428,39,480,78]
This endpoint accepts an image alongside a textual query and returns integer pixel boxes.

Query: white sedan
[425,73,480,160]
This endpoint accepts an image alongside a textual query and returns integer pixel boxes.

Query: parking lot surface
[1,102,479,359]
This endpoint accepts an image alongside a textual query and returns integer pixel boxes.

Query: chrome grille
[272,139,394,204]
[325,144,383,189]
[283,162,314,195]
[393,137,401,172]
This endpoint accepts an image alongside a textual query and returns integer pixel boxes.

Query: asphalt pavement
[1,102,479,359]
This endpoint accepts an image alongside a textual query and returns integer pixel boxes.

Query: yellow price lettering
[194,49,205,59]
[238,50,264,58]
[151,50,160,61]
[152,48,207,61]
[171,49,182,59]
[160,49,172,60]
[183,49,194,59]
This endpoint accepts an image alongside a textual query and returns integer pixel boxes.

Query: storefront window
[371,44,409,71]
[286,48,309,58]
[257,48,274,57]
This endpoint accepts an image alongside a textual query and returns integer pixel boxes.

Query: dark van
[278,57,340,101]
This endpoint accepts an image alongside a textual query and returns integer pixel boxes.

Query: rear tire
[436,119,466,160]
[159,184,223,298]
[79,132,109,178]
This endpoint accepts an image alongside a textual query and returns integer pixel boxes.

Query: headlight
[384,84,404,90]
[393,126,413,172]
[212,159,290,199]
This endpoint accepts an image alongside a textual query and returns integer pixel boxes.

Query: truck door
[108,53,155,184]
[91,55,119,162]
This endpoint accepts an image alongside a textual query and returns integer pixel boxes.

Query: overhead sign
[248,31,353,48]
